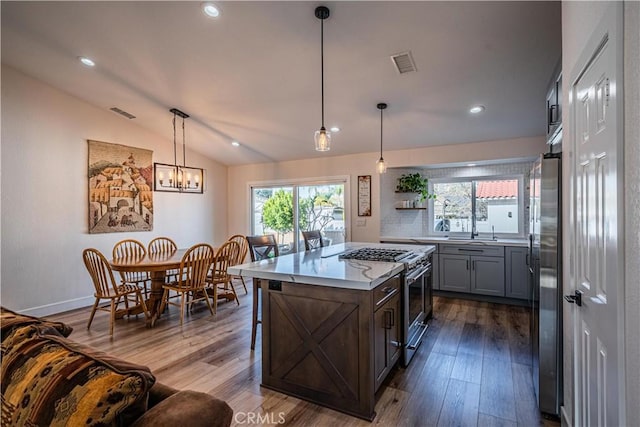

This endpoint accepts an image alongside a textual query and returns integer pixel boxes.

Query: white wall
[561,1,640,424]
[227,136,546,243]
[0,65,228,316]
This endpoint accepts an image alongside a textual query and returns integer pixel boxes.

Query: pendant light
[314,6,331,151]
[153,108,204,194]
[376,103,388,174]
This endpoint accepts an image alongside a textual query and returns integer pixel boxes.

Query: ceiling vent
[390,51,417,74]
[110,107,136,119]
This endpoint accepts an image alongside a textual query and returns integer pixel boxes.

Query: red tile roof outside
[477,180,518,199]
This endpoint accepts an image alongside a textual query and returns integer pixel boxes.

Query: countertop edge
[379,236,529,247]
[227,263,405,290]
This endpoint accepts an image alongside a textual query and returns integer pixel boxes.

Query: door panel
[470,256,505,297]
[439,255,470,292]
[571,9,623,425]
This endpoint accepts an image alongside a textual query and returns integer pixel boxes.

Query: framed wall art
[357,175,371,216]
[88,140,153,234]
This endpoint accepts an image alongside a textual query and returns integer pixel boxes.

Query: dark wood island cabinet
[228,242,435,420]
[259,274,401,421]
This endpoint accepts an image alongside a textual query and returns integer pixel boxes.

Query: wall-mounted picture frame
[358,175,371,216]
[88,140,153,234]
[154,163,204,194]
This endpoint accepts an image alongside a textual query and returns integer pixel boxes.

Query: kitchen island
[228,242,435,420]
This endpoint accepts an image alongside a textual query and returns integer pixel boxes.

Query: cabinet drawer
[373,275,400,311]
[439,244,504,257]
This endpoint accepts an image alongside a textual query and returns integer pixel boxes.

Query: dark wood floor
[50,282,559,426]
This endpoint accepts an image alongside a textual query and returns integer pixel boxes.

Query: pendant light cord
[380,108,383,157]
[320,17,325,128]
[182,117,186,167]
[172,112,177,166]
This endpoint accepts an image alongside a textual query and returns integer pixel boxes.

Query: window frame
[248,176,351,253]
[428,174,525,239]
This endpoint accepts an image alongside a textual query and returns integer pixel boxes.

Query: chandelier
[154,108,204,194]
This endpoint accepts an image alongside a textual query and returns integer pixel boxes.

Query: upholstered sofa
[0,307,233,426]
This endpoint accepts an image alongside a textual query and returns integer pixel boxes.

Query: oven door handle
[406,264,431,283]
[406,322,429,350]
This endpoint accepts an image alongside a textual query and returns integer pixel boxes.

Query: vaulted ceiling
[1,1,561,166]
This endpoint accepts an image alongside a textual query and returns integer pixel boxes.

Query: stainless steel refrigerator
[529,152,562,417]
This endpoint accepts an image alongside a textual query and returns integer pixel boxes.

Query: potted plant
[396,173,436,202]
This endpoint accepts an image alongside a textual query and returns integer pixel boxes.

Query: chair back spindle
[83,248,118,297]
[178,243,215,291]
[227,234,249,266]
[148,237,177,255]
[113,239,147,284]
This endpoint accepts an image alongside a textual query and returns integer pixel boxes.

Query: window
[431,177,523,237]
[251,179,348,254]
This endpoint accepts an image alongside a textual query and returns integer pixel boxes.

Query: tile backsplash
[380,161,534,238]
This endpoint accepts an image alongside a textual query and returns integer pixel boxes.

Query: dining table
[110,249,187,327]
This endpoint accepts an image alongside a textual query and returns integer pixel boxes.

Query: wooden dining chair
[302,230,326,251]
[158,243,215,326]
[82,248,149,337]
[206,240,241,312]
[246,234,279,262]
[246,234,280,350]
[112,239,150,296]
[148,237,179,283]
[227,234,249,294]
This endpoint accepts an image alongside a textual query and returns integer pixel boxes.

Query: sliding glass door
[251,180,347,254]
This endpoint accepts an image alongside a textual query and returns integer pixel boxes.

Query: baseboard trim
[561,406,572,427]
[20,296,94,318]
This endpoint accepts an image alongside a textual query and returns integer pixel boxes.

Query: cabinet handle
[458,248,483,253]
[390,308,395,327]
[384,310,393,329]
[472,260,475,270]
[549,104,560,125]
[466,260,469,270]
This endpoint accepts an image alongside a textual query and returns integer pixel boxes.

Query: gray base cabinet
[505,246,530,300]
[439,244,506,297]
[470,256,505,297]
[439,254,471,292]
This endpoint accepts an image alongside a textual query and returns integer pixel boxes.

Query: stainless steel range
[339,247,433,366]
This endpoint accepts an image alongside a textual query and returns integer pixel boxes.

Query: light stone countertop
[227,242,436,291]
[379,236,529,247]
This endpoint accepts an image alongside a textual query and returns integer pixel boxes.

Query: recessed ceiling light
[330,126,340,133]
[231,141,240,147]
[78,56,95,67]
[469,105,485,114]
[202,2,220,18]
[467,163,477,167]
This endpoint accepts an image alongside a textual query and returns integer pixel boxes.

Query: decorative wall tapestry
[88,140,153,234]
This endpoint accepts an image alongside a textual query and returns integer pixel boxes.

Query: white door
[571,6,624,426]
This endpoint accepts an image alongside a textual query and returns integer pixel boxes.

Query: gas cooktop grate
[339,248,410,262]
